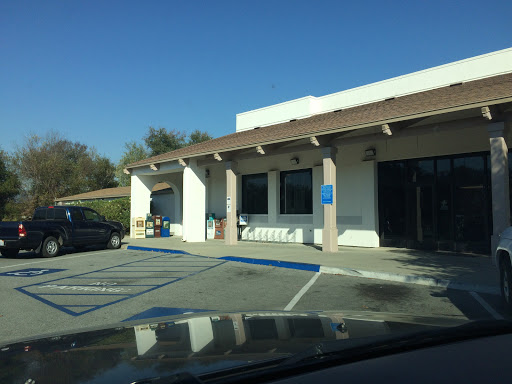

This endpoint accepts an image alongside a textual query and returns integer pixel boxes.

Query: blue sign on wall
[0,268,66,277]
[321,184,333,205]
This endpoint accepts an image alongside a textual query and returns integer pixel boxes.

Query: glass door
[406,185,435,249]
[453,156,489,253]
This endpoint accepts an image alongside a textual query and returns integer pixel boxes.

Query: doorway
[378,153,491,254]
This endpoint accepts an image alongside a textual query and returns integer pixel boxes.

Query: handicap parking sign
[0,268,66,277]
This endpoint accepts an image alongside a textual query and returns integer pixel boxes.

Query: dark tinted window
[242,173,268,214]
[84,209,101,221]
[33,209,47,220]
[280,169,312,214]
[70,209,84,221]
[407,159,434,184]
[54,208,68,220]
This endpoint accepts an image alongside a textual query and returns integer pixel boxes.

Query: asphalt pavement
[0,244,509,345]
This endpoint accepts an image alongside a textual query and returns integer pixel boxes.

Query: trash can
[161,216,170,237]
[153,215,162,238]
[145,216,154,238]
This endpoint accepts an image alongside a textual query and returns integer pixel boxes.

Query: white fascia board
[236,96,320,132]
[236,47,512,132]
[130,161,185,176]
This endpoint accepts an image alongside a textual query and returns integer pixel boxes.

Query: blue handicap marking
[1,268,66,277]
[16,251,226,316]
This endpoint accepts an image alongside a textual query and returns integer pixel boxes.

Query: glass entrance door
[406,185,435,249]
[378,153,491,254]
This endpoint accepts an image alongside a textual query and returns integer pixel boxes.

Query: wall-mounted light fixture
[363,148,376,162]
[290,157,299,165]
[365,148,376,157]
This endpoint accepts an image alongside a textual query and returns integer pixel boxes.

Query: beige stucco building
[126,48,512,255]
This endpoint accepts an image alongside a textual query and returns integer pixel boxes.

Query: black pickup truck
[0,206,125,258]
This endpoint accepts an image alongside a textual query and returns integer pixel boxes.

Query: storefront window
[378,153,491,253]
[407,159,434,184]
[453,156,485,242]
[436,158,452,241]
[378,162,406,238]
[280,169,312,214]
[242,173,268,214]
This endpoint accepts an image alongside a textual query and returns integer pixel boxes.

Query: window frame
[241,173,269,215]
[83,208,102,222]
[279,168,313,215]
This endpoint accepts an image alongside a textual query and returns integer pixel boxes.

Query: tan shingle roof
[128,73,512,169]
[56,183,171,202]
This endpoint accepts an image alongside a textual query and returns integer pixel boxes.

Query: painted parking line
[469,291,504,320]
[16,251,226,317]
[284,272,321,311]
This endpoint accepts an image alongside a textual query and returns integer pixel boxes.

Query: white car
[495,227,512,312]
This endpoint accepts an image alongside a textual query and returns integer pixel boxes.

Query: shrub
[69,197,131,232]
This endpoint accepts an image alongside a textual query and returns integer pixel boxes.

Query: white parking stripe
[284,272,320,311]
[469,291,504,320]
[0,250,116,269]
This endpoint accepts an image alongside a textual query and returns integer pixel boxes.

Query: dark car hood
[0,310,469,384]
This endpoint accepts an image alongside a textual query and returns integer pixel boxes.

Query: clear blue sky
[1,0,511,163]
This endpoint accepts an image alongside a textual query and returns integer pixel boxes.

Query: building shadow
[375,248,496,283]
[304,243,322,251]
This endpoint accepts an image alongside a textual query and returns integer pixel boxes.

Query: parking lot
[0,246,509,344]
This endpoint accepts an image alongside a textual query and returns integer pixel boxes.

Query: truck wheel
[500,258,512,313]
[42,236,60,258]
[107,232,121,249]
[1,249,19,258]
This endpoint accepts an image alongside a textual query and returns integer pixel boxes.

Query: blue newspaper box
[161,216,170,237]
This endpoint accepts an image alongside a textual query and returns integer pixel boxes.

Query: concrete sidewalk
[121,237,500,295]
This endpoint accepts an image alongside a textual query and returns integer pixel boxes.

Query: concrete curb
[318,266,500,295]
[125,248,500,295]
[221,257,500,295]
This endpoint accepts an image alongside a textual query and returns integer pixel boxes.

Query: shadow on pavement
[431,288,512,321]
[379,248,496,283]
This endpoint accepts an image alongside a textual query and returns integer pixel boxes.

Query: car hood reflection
[0,310,468,384]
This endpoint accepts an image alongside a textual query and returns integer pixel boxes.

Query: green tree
[12,131,117,213]
[144,126,187,156]
[115,141,149,186]
[188,129,213,146]
[87,154,118,191]
[0,150,20,220]
[118,127,214,186]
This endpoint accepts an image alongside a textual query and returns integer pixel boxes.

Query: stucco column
[130,175,153,238]
[322,147,338,252]
[267,171,278,225]
[225,161,238,245]
[182,159,206,242]
[488,122,510,255]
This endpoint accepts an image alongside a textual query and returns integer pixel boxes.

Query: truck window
[54,208,68,220]
[70,209,84,221]
[83,209,101,222]
[33,209,47,220]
